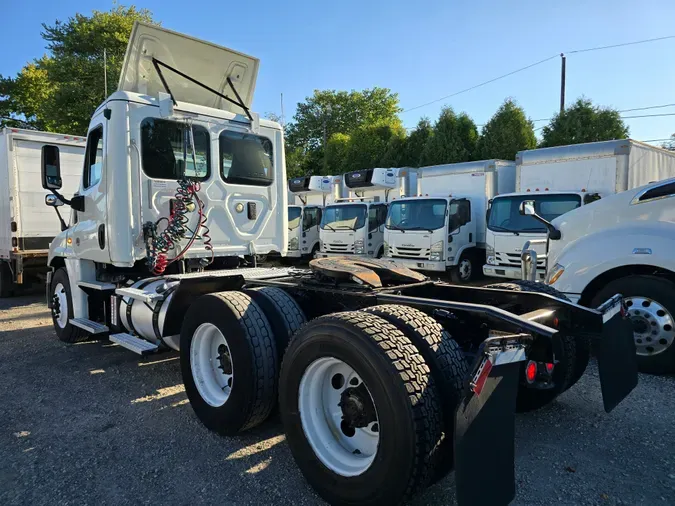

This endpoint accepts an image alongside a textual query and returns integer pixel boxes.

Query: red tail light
[525,361,537,383]
[545,363,555,374]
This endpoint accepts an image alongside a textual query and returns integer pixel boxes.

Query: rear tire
[244,286,306,353]
[50,267,88,343]
[0,261,15,298]
[485,280,582,411]
[361,304,468,480]
[279,311,443,506]
[180,291,278,435]
[590,275,675,375]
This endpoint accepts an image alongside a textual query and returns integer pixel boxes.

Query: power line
[401,35,675,115]
[621,112,675,119]
[401,54,559,113]
[568,35,675,54]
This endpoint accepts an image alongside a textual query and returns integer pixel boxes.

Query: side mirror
[41,145,62,190]
[70,195,85,213]
[519,200,536,216]
[45,194,64,207]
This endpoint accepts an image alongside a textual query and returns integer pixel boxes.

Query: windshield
[386,199,446,231]
[488,194,582,233]
[288,207,302,230]
[320,204,367,230]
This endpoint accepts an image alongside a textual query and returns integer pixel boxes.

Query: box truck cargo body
[0,128,85,295]
[483,139,675,281]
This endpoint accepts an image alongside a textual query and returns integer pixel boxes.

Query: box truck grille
[325,243,354,253]
[392,246,428,259]
[495,252,546,267]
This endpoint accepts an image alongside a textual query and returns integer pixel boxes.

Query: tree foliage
[341,121,406,172]
[540,98,628,148]
[661,134,675,152]
[421,107,478,166]
[401,118,433,167]
[0,6,155,134]
[477,99,536,160]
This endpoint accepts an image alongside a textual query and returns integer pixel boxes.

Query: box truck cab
[483,139,675,281]
[383,160,515,282]
[317,168,413,258]
[286,175,334,258]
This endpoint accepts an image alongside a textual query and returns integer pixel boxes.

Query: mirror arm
[50,189,72,206]
[53,206,68,232]
[530,214,561,240]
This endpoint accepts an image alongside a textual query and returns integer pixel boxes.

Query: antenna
[280,92,285,127]
[103,48,108,98]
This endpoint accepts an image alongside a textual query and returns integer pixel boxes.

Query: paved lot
[1,294,674,505]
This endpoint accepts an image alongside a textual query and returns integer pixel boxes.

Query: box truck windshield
[288,206,302,230]
[321,204,366,231]
[386,199,446,231]
[488,194,582,233]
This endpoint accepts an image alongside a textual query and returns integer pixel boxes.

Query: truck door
[368,204,388,256]
[302,206,321,254]
[70,117,110,263]
[448,198,475,257]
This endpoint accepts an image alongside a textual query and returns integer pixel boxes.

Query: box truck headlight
[546,263,565,285]
[289,237,299,251]
[430,241,444,262]
[383,241,390,257]
[355,239,365,254]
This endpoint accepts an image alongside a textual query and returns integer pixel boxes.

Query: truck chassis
[47,256,638,506]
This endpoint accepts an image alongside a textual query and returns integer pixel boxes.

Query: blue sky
[2,0,675,144]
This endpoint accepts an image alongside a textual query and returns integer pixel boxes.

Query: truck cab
[317,168,413,258]
[286,175,333,258]
[483,191,592,281]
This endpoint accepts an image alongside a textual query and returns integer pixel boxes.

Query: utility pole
[104,48,108,98]
[559,53,566,113]
[322,104,331,174]
[280,92,285,128]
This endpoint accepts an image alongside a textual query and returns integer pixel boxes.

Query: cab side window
[448,199,471,232]
[83,126,104,189]
[303,207,321,230]
[369,205,387,232]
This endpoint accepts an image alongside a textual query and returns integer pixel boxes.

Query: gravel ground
[1,294,674,506]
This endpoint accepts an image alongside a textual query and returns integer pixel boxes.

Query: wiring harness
[144,179,213,275]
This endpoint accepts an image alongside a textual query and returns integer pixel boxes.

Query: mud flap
[595,297,638,413]
[454,359,521,506]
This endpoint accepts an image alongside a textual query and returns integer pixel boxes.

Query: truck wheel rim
[626,296,674,356]
[459,259,472,280]
[190,323,234,407]
[298,357,379,477]
[52,283,69,329]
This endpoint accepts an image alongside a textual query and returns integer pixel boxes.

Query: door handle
[98,224,106,250]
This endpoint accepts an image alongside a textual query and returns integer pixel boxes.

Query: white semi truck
[317,167,414,258]
[0,128,85,296]
[38,21,639,506]
[286,175,334,258]
[383,160,515,282]
[483,139,675,281]
[520,177,675,374]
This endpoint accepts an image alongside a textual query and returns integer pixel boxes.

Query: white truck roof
[119,22,259,116]
[416,159,516,198]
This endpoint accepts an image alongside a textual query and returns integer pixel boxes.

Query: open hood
[118,22,259,115]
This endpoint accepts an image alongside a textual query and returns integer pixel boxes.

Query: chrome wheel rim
[190,323,234,407]
[625,296,674,356]
[52,282,69,329]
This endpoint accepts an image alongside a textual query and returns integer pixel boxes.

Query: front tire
[180,291,278,435]
[50,267,88,343]
[450,254,474,283]
[590,275,675,375]
[279,311,443,506]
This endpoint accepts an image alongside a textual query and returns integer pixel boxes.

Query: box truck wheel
[0,261,15,298]
[591,275,675,375]
[450,254,475,283]
[485,280,581,411]
[50,267,89,343]
[361,304,468,480]
[180,291,278,435]
[279,311,443,506]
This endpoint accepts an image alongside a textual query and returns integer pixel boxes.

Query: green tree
[401,118,433,167]
[324,133,351,174]
[477,99,536,160]
[540,98,629,148]
[661,134,675,152]
[420,107,478,166]
[341,121,406,172]
[0,5,155,134]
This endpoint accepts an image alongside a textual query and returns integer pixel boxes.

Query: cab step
[78,281,117,291]
[69,318,109,335]
[109,333,159,355]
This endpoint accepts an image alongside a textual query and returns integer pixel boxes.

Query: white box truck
[0,128,85,296]
[317,167,415,258]
[483,139,675,282]
[286,175,335,258]
[383,160,516,282]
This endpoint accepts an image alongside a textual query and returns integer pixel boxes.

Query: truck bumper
[387,257,446,272]
[285,250,302,258]
[483,264,545,281]
[315,251,369,259]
